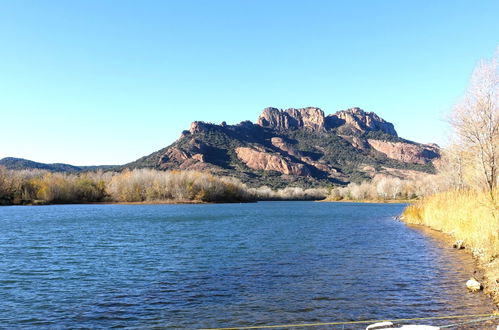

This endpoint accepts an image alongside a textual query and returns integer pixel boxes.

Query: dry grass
[402,189,499,260]
[402,189,499,305]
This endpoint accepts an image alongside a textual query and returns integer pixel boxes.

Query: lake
[0,202,495,329]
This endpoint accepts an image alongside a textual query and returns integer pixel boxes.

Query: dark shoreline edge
[402,222,499,310]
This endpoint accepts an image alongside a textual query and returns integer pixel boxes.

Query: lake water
[0,202,495,329]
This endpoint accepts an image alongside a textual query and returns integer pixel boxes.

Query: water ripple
[0,202,495,328]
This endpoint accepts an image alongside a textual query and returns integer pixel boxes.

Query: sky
[0,1,498,165]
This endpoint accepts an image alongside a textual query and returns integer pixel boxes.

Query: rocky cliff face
[270,137,301,157]
[257,107,326,131]
[256,106,397,136]
[126,106,440,188]
[367,140,439,164]
[327,107,397,136]
[235,147,310,176]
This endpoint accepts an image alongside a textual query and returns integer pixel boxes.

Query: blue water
[0,202,494,329]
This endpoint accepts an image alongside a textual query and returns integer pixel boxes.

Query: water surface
[0,202,494,328]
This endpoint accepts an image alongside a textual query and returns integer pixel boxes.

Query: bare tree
[451,49,498,199]
[436,145,467,191]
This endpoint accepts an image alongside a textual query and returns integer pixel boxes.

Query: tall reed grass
[403,189,499,261]
[403,189,499,305]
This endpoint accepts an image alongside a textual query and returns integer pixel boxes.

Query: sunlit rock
[466,277,482,292]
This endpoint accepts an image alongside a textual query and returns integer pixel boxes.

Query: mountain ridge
[125,106,440,187]
[1,107,440,188]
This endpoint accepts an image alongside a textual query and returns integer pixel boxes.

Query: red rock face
[158,145,209,171]
[270,137,301,157]
[257,107,325,131]
[287,107,325,131]
[257,106,397,137]
[327,107,398,136]
[270,137,341,177]
[367,139,439,164]
[189,121,212,134]
[161,147,189,163]
[235,147,310,176]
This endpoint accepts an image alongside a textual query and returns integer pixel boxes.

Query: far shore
[2,199,421,206]
[321,199,417,204]
[1,199,249,206]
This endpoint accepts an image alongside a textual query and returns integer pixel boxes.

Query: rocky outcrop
[339,135,371,150]
[158,142,209,170]
[327,107,397,136]
[271,137,301,157]
[270,137,341,176]
[287,107,325,131]
[301,156,340,176]
[257,107,325,131]
[189,121,214,134]
[368,139,439,164]
[159,147,190,163]
[235,147,310,176]
[192,153,205,162]
[257,107,397,137]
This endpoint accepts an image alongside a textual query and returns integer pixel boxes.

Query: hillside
[0,157,117,173]
[126,107,440,188]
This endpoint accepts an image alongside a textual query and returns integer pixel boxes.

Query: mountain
[0,157,117,173]
[1,107,440,188]
[126,107,440,188]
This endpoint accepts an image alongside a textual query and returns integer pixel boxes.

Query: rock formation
[189,121,214,134]
[235,147,310,176]
[327,107,397,136]
[367,140,439,164]
[160,147,190,163]
[257,107,325,131]
[122,105,440,187]
[257,106,397,137]
[271,137,301,157]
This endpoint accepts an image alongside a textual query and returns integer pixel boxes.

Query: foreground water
[0,202,495,329]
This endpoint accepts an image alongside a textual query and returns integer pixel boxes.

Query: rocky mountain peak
[122,105,438,188]
[328,107,398,136]
[189,121,213,134]
[257,107,325,131]
[256,106,397,136]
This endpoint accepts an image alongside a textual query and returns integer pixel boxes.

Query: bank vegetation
[403,50,499,305]
[327,175,440,202]
[0,168,333,205]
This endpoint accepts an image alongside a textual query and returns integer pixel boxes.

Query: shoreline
[400,217,499,309]
[406,223,493,304]
[321,199,416,204]
[2,199,416,207]
[0,199,254,206]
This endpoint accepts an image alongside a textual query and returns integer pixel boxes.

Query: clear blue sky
[1,1,498,165]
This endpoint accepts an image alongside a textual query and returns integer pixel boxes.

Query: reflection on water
[0,202,495,328]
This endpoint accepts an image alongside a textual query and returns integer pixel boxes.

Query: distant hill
[125,107,440,188]
[0,157,117,173]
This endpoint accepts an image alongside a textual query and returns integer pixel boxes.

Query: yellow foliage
[403,189,499,260]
